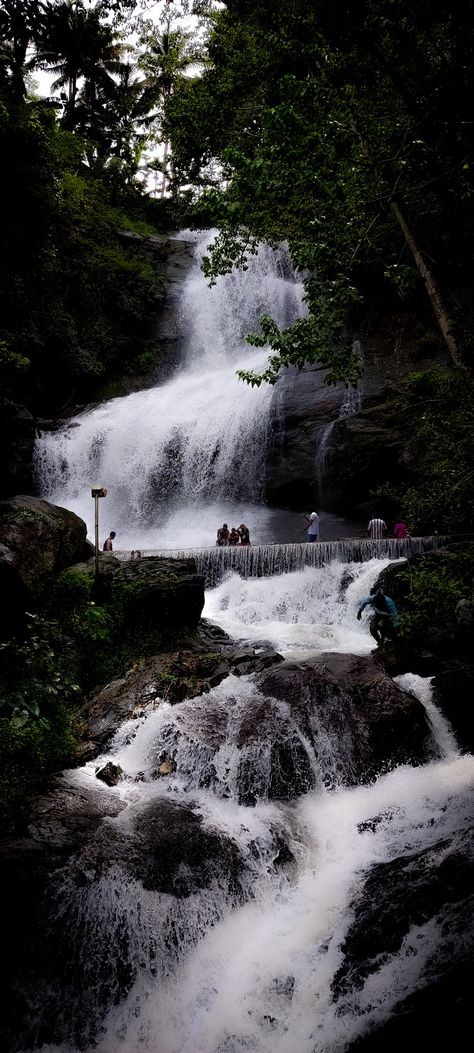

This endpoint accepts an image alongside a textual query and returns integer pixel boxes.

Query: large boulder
[70,553,205,632]
[79,626,283,757]
[78,797,242,896]
[0,495,90,635]
[118,652,433,806]
[0,774,126,1051]
[255,652,433,790]
[0,782,243,1052]
[338,826,474,1052]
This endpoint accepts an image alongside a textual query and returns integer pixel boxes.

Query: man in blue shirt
[356,588,399,644]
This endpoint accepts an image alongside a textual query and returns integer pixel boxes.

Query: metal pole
[94,494,99,578]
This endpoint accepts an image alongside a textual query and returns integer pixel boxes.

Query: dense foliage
[1,101,167,414]
[0,565,167,833]
[167,0,474,382]
[393,545,474,655]
[0,1,210,420]
[398,369,474,535]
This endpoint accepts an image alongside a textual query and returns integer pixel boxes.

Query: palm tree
[36,0,123,130]
[0,0,45,101]
[76,61,157,177]
[138,23,199,196]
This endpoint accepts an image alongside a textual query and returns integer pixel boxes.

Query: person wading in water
[356,588,399,644]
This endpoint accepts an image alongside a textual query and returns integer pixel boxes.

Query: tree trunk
[161,140,169,198]
[390,199,463,369]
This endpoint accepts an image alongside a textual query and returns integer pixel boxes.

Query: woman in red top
[394,521,410,539]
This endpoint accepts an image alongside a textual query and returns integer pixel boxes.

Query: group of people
[368,517,410,540]
[216,522,251,547]
[301,513,411,544]
[104,524,399,647]
[105,515,410,554]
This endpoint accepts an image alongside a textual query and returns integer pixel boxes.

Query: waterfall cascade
[34,233,307,547]
[117,535,445,587]
[20,234,472,1053]
[7,554,473,1053]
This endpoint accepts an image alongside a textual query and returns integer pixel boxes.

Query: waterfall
[13,554,473,1053]
[34,233,306,547]
[314,340,363,493]
[23,233,472,1053]
[116,535,446,587]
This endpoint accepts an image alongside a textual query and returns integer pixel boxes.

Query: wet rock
[264,368,345,507]
[0,495,91,636]
[156,651,430,804]
[79,797,243,897]
[338,827,474,1052]
[265,314,446,511]
[79,639,283,758]
[1,776,243,1049]
[95,761,125,786]
[0,774,127,1051]
[432,664,474,753]
[256,652,432,788]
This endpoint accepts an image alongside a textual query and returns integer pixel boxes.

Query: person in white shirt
[303,511,320,542]
[368,517,387,540]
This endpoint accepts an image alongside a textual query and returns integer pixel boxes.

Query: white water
[27,233,472,1052]
[203,558,389,657]
[315,348,362,493]
[29,558,473,1053]
[34,234,306,549]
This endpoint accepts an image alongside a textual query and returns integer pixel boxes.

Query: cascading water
[13,556,474,1053]
[23,233,472,1053]
[34,233,307,549]
[314,341,363,494]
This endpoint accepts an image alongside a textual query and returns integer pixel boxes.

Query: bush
[396,546,474,653]
[0,615,83,834]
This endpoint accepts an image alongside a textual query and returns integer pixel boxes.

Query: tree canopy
[166,0,474,383]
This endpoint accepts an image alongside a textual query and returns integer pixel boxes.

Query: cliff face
[264,310,447,514]
[112,233,196,388]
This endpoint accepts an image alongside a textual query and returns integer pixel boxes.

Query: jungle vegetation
[0,0,473,828]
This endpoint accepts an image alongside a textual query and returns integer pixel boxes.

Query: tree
[0,0,45,101]
[138,19,200,196]
[166,0,474,382]
[36,0,123,130]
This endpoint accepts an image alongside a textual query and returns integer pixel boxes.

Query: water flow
[21,557,472,1053]
[34,234,305,546]
[315,341,363,493]
[133,535,445,587]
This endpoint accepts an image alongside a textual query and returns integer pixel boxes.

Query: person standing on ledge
[103,530,116,552]
[368,516,387,540]
[303,511,320,542]
[238,523,251,546]
[216,523,229,546]
[394,519,410,539]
